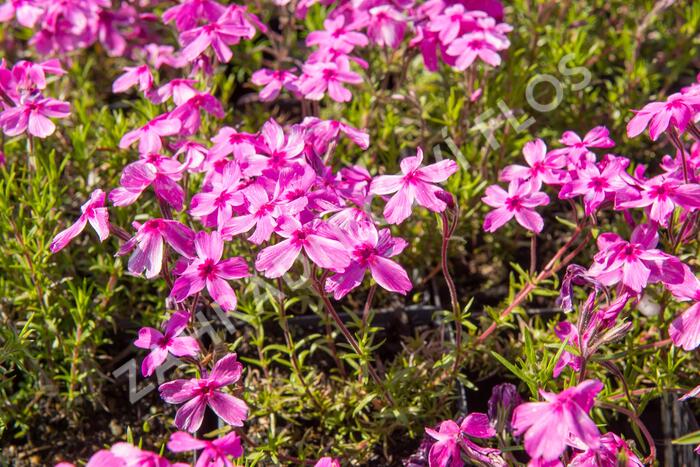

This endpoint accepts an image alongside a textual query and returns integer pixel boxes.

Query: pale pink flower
[110,154,185,210]
[370,148,458,224]
[251,68,297,102]
[162,0,226,31]
[190,161,245,227]
[512,380,603,463]
[446,31,503,69]
[50,189,109,253]
[151,78,199,105]
[313,458,340,467]
[159,353,248,432]
[306,15,368,52]
[117,219,195,279]
[134,311,200,377]
[119,114,181,154]
[499,139,566,187]
[367,5,405,49]
[670,302,700,351]
[180,6,257,63]
[549,126,615,163]
[253,119,306,171]
[112,65,153,94]
[297,56,363,102]
[482,180,549,233]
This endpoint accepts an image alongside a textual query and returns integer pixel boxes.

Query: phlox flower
[50,189,109,253]
[617,174,700,227]
[370,148,458,224]
[254,118,306,171]
[112,65,153,94]
[162,0,226,31]
[313,458,340,467]
[552,321,583,377]
[367,4,405,49]
[627,92,700,141]
[119,114,181,154]
[512,379,603,463]
[251,68,298,102]
[190,161,245,226]
[168,431,243,467]
[0,0,44,28]
[170,230,249,311]
[670,301,700,351]
[482,180,549,233]
[134,311,200,377]
[425,413,505,467]
[549,126,615,165]
[7,59,65,94]
[0,95,70,138]
[220,179,307,244]
[297,56,363,102]
[325,220,411,299]
[110,153,186,210]
[559,159,628,216]
[426,5,478,46]
[306,15,368,53]
[568,432,643,467]
[151,78,199,105]
[118,219,195,279]
[587,223,684,293]
[170,91,224,135]
[110,442,188,467]
[173,140,208,171]
[499,139,566,187]
[301,116,370,155]
[159,353,248,432]
[255,216,351,278]
[446,31,504,69]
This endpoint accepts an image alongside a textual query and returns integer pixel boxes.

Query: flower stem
[439,211,462,372]
[312,279,395,406]
[597,401,656,464]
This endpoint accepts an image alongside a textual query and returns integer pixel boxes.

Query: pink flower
[552,321,583,377]
[118,219,195,279]
[370,148,458,224]
[499,139,566,187]
[50,189,109,253]
[170,91,224,135]
[254,118,306,171]
[670,302,700,351]
[170,230,249,311]
[297,56,363,102]
[617,174,700,227]
[0,95,70,138]
[549,126,615,164]
[425,413,505,467]
[367,5,405,49]
[568,432,643,467]
[190,161,245,227]
[445,31,504,69]
[180,8,254,63]
[0,0,44,28]
[301,117,370,155]
[168,431,243,467]
[159,353,248,432]
[109,154,185,210]
[255,216,351,278]
[134,311,200,377]
[512,380,603,463]
[587,224,684,293]
[152,79,199,105]
[325,220,411,299]
[251,68,297,102]
[55,450,123,467]
[110,442,188,467]
[313,458,340,467]
[162,0,226,31]
[119,114,182,154]
[482,180,549,233]
[627,92,700,141]
[559,160,628,216]
[112,65,154,94]
[306,15,368,52]
[221,181,307,244]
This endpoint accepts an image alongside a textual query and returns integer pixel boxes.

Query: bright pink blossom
[50,189,109,253]
[112,65,153,94]
[297,56,363,102]
[134,311,200,377]
[0,95,70,138]
[367,5,405,49]
[617,174,700,227]
[568,432,643,467]
[119,114,181,154]
[170,230,249,311]
[370,148,458,224]
[325,220,411,299]
[482,180,549,233]
[251,68,297,102]
[512,380,603,463]
[425,413,505,467]
[162,0,226,31]
[190,161,245,227]
[167,431,243,467]
[110,154,185,210]
[559,160,628,215]
[627,92,700,141]
[255,216,351,278]
[306,15,368,52]
[499,139,566,187]
[549,126,615,164]
[159,353,248,432]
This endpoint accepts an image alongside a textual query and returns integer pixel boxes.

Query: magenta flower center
[650,183,672,200]
[354,243,377,265]
[620,243,641,261]
[199,258,219,279]
[322,68,338,81]
[505,195,522,211]
[589,177,608,191]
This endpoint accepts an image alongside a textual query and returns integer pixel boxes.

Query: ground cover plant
[1,0,700,465]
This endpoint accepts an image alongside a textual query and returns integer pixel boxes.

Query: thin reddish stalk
[477,226,586,343]
[597,401,656,464]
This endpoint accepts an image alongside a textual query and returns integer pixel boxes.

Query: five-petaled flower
[134,311,200,377]
[50,189,110,253]
[482,179,549,233]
